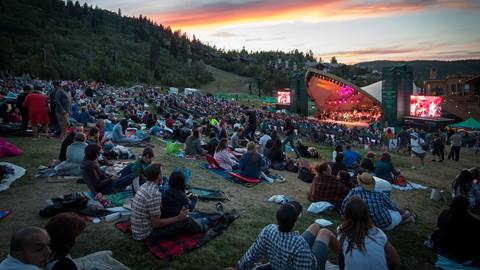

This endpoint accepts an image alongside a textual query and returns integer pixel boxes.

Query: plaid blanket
[115,211,238,261]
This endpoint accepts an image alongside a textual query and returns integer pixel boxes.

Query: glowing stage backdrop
[410,96,442,118]
[277,89,291,105]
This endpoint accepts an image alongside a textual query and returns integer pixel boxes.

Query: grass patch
[1,135,479,269]
[200,65,253,94]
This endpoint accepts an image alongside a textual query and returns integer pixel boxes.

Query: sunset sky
[83,0,480,64]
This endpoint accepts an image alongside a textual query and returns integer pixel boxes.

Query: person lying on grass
[338,196,400,270]
[0,226,51,270]
[131,164,206,242]
[226,201,340,270]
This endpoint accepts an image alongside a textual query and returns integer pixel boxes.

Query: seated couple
[131,164,207,242]
[226,197,400,270]
[0,213,126,270]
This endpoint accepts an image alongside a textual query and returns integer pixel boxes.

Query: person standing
[410,133,426,170]
[432,133,445,162]
[245,109,257,141]
[54,83,72,140]
[448,131,462,161]
[16,85,31,137]
[282,118,301,159]
[22,89,49,139]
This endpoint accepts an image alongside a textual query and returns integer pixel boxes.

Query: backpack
[298,167,314,183]
[394,175,407,187]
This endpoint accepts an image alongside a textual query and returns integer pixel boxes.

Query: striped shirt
[131,181,162,240]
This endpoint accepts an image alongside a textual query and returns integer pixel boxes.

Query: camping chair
[206,155,223,170]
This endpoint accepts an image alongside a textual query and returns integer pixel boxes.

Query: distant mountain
[355,60,480,82]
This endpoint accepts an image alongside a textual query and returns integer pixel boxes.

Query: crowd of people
[1,72,480,270]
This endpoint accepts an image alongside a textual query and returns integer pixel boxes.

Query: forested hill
[0,0,216,86]
[0,0,317,92]
[355,60,480,81]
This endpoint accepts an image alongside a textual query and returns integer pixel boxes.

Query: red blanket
[0,138,22,158]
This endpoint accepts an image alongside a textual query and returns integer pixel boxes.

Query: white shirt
[0,255,42,270]
[259,134,271,148]
[410,138,425,154]
[339,228,388,270]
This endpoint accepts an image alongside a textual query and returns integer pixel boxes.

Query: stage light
[356,100,360,103]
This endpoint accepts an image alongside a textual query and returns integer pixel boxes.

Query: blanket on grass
[74,250,131,270]
[115,211,238,261]
[392,181,428,191]
[199,163,263,187]
[0,162,26,192]
[0,138,22,157]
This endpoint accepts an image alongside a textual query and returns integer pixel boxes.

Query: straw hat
[357,172,375,191]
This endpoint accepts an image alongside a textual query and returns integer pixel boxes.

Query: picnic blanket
[0,138,22,157]
[74,250,131,270]
[116,211,238,261]
[0,162,26,192]
[392,181,428,191]
[189,187,228,201]
[199,163,263,187]
[0,210,11,221]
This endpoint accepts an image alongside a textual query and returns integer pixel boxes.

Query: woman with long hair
[185,128,206,156]
[45,213,87,270]
[338,197,400,270]
[451,170,479,209]
[214,138,239,170]
[239,142,273,182]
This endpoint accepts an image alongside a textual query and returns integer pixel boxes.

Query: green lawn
[1,135,479,269]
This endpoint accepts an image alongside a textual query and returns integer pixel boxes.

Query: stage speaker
[381,65,413,126]
[290,71,308,115]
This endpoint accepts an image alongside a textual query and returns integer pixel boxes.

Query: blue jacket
[343,149,361,168]
[239,153,265,179]
[374,160,399,183]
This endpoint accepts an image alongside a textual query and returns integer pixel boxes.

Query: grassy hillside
[200,65,253,94]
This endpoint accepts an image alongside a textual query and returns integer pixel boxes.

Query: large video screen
[410,96,442,118]
[277,90,291,105]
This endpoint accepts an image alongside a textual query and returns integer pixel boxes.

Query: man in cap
[0,226,51,270]
[228,201,339,270]
[341,173,415,231]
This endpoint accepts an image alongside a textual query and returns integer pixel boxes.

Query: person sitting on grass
[214,138,239,171]
[128,147,154,188]
[342,145,361,169]
[308,162,351,210]
[205,131,220,156]
[44,213,86,270]
[341,173,415,231]
[80,144,133,195]
[360,151,376,173]
[184,129,206,156]
[374,153,401,184]
[58,123,84,162]
[54,133,87,177]
[0,227,51,270]
[86,127,99,145]
[267,138,286,170]
[338,197,400,270]
[231,127,247,149]
[131,164,206,242]
[430,196,480,269]
[331,153,348,177]
[226,201,340,270]
[161,171,200,222]
[451,169,479,210]
[239,142,273,182]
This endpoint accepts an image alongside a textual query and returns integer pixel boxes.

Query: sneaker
[215,202,224,213]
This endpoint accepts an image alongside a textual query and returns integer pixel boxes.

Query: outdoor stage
[309,117,370,127]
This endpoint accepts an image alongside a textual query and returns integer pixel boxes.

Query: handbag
[285,159,298,173]
[298,167,314,183]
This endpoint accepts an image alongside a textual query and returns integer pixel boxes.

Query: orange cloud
[146,0,477,30]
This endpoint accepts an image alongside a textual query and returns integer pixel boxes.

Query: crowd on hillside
[1,72,480,270]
